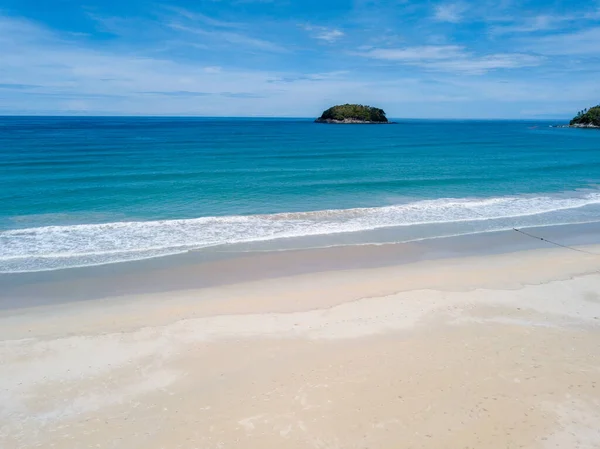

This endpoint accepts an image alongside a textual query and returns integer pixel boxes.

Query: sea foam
[2,192,600,273]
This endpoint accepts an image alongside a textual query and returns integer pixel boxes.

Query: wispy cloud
[524,27,600,55]
[584,7,600,19]
[268,71,348,83]
[359,45,542,74]
[433,2,466,23]
[140,90,264,98]
[425,53,543,73]
[316,28,344,42]
[140,91,213,97]
[490,8,600,35]
[161,6,291,52]
[220,92,265,98]
[362,46,464,61]
[302,24,345,42]
[168,22,286,52]
[490,15,562,34]
[163,6,243,29]
[89,5,286,53]
[0,83,42,90]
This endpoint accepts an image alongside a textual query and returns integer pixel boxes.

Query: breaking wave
[2,191,600,273]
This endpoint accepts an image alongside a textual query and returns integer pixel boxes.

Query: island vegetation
[315,104,390,124]
[570,105,600,128]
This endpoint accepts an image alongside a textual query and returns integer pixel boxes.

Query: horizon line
[0,114,572,121]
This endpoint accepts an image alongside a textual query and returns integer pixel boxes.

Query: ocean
[1,116,599,273]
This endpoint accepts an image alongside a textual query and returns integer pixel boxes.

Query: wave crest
[2,192,600,272]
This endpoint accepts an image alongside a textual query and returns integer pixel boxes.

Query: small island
[570,105,600,128]
[315,104,391,124]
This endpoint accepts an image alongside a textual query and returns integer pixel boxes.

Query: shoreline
[4,188,600,274]
[2,220,600,310]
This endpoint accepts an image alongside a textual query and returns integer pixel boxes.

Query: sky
[0,0,599,118]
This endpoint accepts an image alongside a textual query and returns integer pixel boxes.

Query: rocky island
[569,105,600,128]
[315,104,391,124]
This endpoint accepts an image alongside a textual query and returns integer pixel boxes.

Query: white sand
[1,245,600,448]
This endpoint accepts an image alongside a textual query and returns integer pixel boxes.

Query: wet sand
[3,221,600,309]
[2,241,600,448]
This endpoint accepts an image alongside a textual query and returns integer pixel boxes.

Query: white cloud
[163,6,243,29]
[490,8,600,35]
[443,76,600,105]
[362,45,464,61]
[433,2,466,23]
[426,54,542,72]
[302,24,345,42]
[359,45,542,74]
[316,28,344,42]
[524,27,600,55]
[168,22,286,52]
[490,15,561,34]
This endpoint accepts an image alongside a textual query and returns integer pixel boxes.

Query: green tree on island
[570,105,600,127]
[316,104,388,123]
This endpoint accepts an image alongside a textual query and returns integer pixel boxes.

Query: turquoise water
[1,116,600,272]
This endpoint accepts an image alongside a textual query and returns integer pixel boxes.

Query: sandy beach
[2,241,600,449]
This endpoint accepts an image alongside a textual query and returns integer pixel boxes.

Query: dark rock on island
[569,105,600,128]
[315,104,392,124]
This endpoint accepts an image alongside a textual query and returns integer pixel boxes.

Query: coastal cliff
[315,104,390,124]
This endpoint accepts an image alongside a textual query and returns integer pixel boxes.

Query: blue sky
[0,0,599,118]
